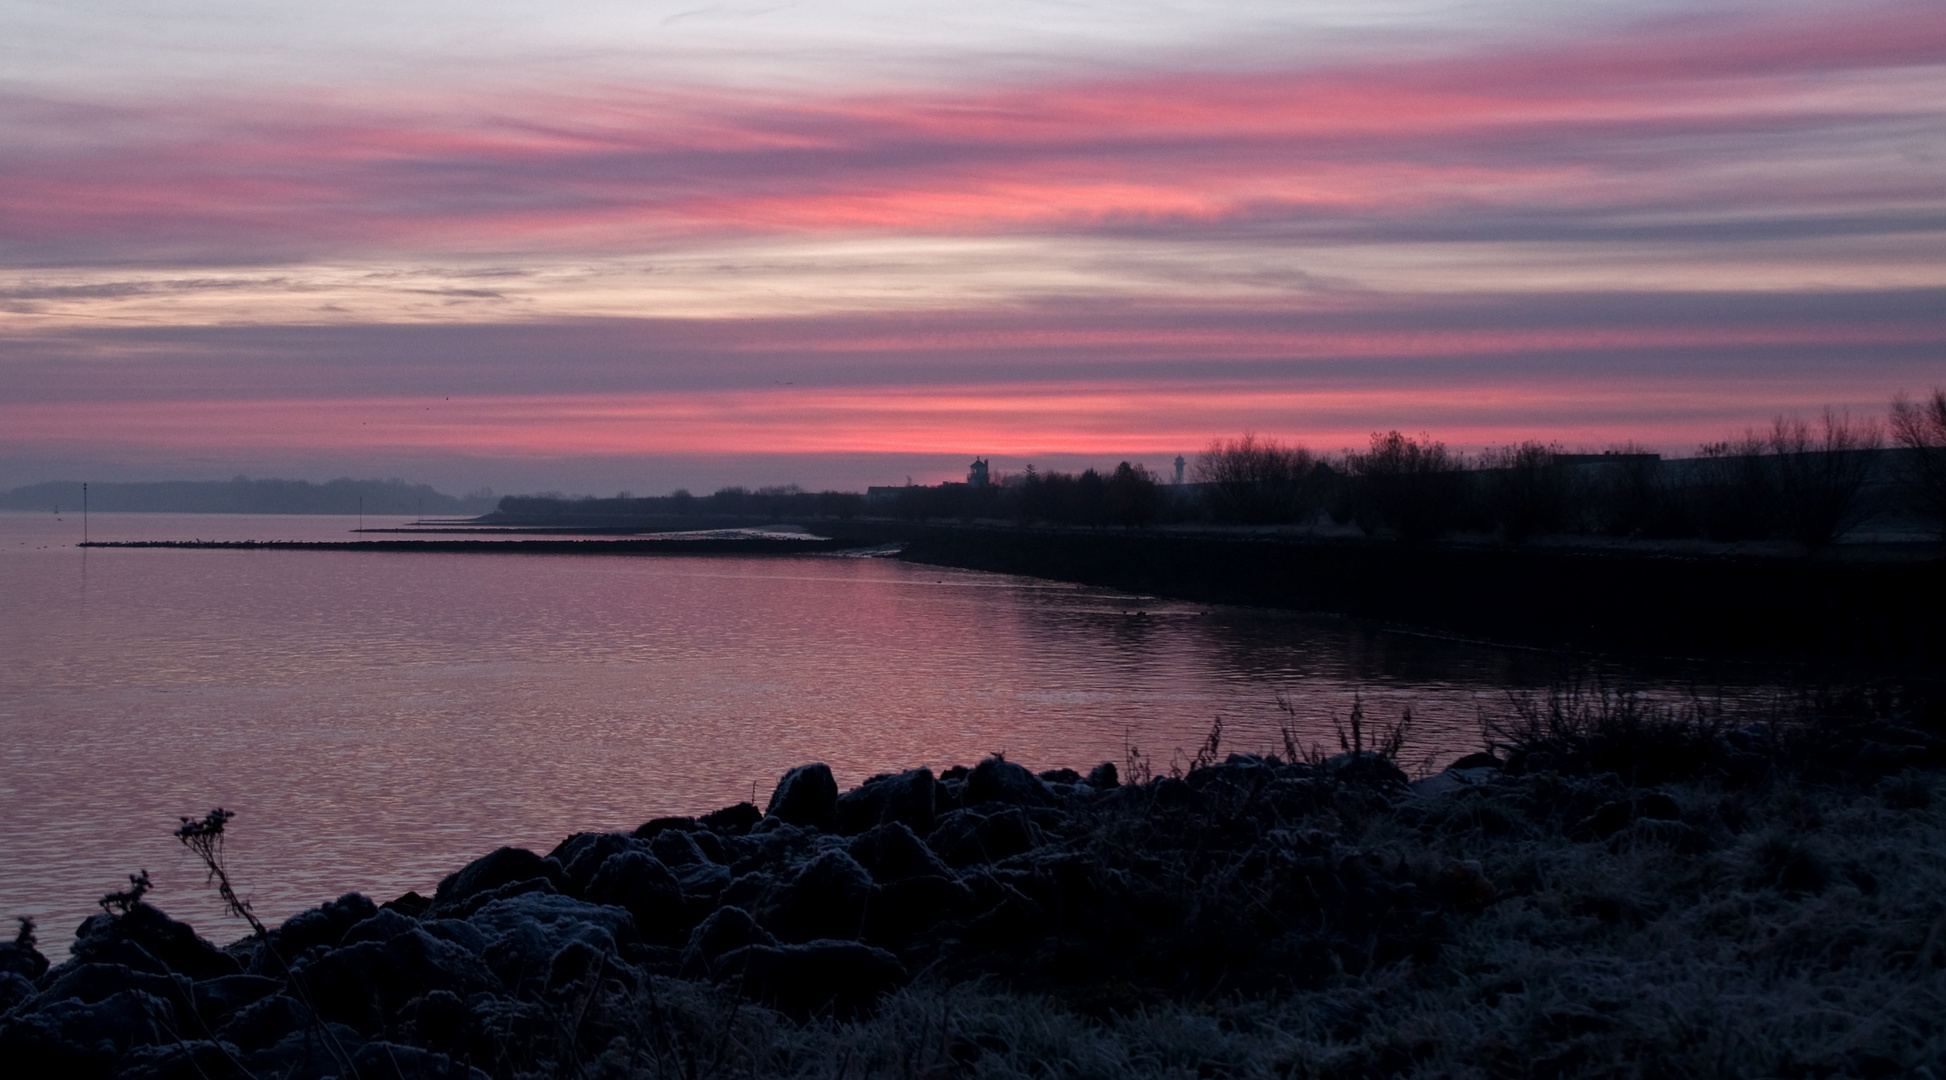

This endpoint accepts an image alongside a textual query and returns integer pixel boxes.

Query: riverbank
[4,686,1942,1078]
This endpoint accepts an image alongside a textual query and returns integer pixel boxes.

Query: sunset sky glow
[3,0,1941,492]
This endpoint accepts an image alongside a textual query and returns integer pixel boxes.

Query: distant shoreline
[78,536,855,555]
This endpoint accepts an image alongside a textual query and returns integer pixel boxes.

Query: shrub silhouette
[1102,462,1161,527]
[98,870,153,915]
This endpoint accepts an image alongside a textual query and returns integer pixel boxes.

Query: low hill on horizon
[0,477,498,516]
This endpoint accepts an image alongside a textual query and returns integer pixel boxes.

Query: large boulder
[469,894,639,993]
[67,905,239,981]
[863,875,972,947]
[295,928,501,1034]
[338,907,420,947]
[701,802,764,835]
[29,962,194,1015]
[764,850,875,943]
[834,768,939,836]
[255,893,379,972]
[681,906,779,978]
[0,989,180,1080]
[115,1039,248,1080]
[964,757,1055,807]
[189,973,281,1028]
[430,848,569,914]
[766,764,840,830]
[649,829,709,868]
[713,941,906,1020]
[848,821,955,884]
[549,832,639,898]
[585,850,686,938]
[927,808,1044,868]
[1326,751,1410,789]
[239,1020,370,1078]
[217,992,313,1053]
[0,971,35,1013]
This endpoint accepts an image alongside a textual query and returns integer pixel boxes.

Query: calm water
[1,511,1784,939]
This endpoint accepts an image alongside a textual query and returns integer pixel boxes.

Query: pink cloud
[1,1,1937,260]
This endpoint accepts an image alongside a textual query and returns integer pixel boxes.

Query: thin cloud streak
[3,289,1939,401]
[1,2,1938,272]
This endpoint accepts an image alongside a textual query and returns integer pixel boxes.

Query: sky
[1,0,1941,494]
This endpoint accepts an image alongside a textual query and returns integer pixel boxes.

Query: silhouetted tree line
[882,390,1946,549]
[493,389,1946,549]
[496,484,866,521]
[1188,391,1946,549]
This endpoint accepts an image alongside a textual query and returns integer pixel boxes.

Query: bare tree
[1890,388,1946,537]
[1769,408,1882,550]
[1479,441,1570,543]
[1695,433,1774,541]
[1346,431,1463,541]
[1194,434,1317,524]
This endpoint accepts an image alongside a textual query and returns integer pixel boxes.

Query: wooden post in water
[82,482,88,545]
[358,496,364,532]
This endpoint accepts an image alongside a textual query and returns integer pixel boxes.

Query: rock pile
[1,752,1499,1079]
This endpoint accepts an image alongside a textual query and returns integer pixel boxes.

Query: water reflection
[0,512,1787,938]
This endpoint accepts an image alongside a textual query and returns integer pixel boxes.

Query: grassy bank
[3,686,1942,1078]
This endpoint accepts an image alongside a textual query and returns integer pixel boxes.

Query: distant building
[968,458,990,488]
[1173,455,1186,485]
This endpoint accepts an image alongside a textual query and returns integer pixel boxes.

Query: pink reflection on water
[0,512,1775,940]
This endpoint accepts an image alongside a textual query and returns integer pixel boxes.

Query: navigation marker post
[82,482,88,545]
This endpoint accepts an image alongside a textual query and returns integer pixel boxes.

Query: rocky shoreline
[4,689,1943,1079]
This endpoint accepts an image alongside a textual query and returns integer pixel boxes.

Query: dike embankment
[896,526,1946,668]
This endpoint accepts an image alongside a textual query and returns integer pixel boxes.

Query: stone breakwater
[0,751,1500,1079]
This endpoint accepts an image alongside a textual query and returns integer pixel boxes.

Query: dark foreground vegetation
[5,687,1945,1078]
